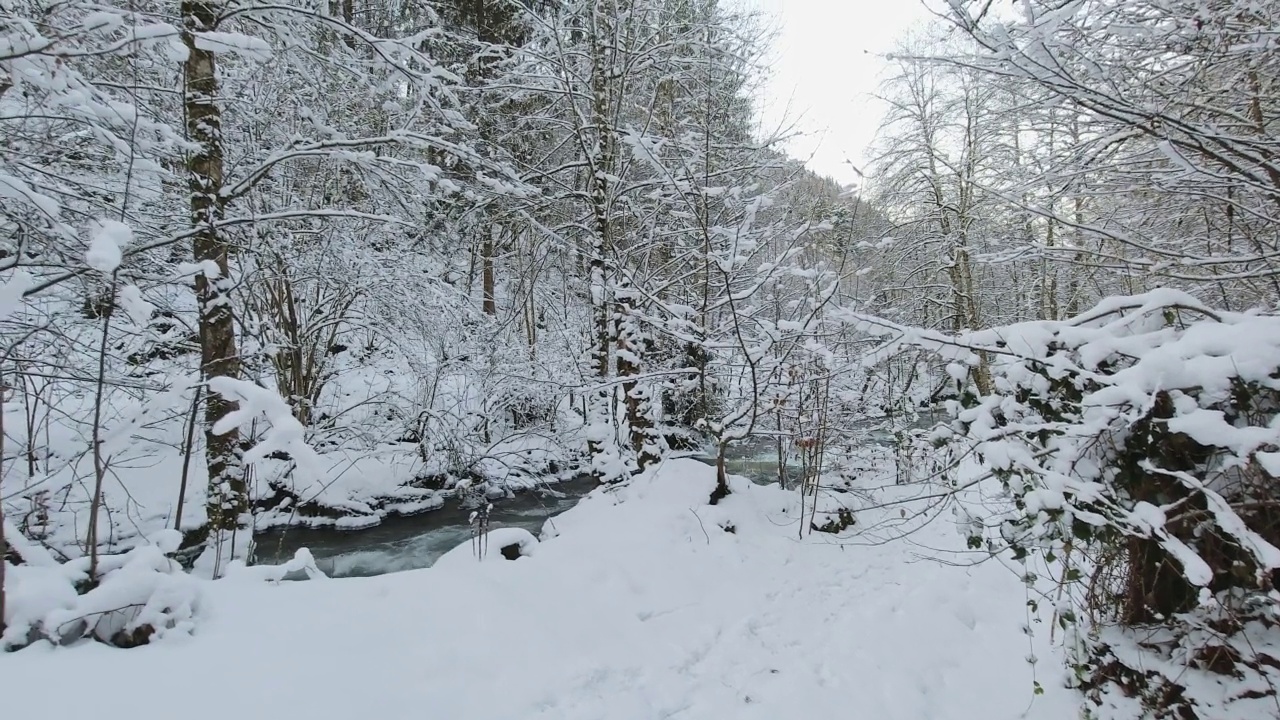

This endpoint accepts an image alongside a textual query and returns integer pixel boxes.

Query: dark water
[257,417,931,578]
[253,475,599,578]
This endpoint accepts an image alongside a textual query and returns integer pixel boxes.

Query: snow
[4,539,201,648]
[1,459,1079,720]
[192,32,273,62]
[210,377,326,481]
[1130,501,1214,586]
[846,292,1280,592]
[433,527,538,568]
[0,271,31,317]
[116,284,154,327]
[225,548,328,583]
[85,219,130,273]
[80,11,125,34]
[0,171,60,217]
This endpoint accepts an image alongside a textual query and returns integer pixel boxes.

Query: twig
[688,507,710,545]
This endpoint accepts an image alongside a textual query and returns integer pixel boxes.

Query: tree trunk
[337,0,355,48]
[0,511,6,643]
[474,0,499,318]
[709,441,729,505]
[0,375,7,640]
[482,224,497,315]
[584,7,617,475]
[183,0,246,544]
[615,286,658,471]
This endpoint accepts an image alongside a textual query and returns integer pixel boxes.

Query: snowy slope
[0,458,1079,720]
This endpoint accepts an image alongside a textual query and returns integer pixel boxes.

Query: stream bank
[256,422,919,578]
[254,474,599,577]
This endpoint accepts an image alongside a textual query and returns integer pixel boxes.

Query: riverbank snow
[1,458,1079,720]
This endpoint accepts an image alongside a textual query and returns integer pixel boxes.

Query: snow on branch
[849,288,1280,717]
[207,377,326,484]
[843,291,1280,590]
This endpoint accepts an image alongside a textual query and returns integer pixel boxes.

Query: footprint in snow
[953,603,978,631]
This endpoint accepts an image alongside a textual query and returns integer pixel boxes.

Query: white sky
[745,0,934,188]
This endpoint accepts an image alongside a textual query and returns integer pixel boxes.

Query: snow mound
[3,531,200,650]
[433,527,539,568]
[253,449,446,531]
[1,458,1079,720]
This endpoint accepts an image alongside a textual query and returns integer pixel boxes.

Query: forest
[2,1,1279,719]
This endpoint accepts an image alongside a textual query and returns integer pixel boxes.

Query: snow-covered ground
[1,458,1079,720]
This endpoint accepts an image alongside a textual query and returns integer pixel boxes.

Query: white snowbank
[3,529,200,649]
[1,458,1079,720]
[433,527,538,568]
[252,449,445,531]
[5,440,446,556]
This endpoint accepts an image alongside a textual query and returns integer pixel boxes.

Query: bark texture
[183,0,245,536]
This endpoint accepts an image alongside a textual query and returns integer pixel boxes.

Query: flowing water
[253,475,599,578]
[257,418,925,578]
[707,426,903,484]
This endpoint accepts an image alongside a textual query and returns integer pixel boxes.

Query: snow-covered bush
[849,290,1280,719]
[3,528,200,650]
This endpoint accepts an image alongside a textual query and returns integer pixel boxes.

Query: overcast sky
[745,0,934,188]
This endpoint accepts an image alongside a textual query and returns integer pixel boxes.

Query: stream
[254,474,599,577]
[256,421,922,578]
